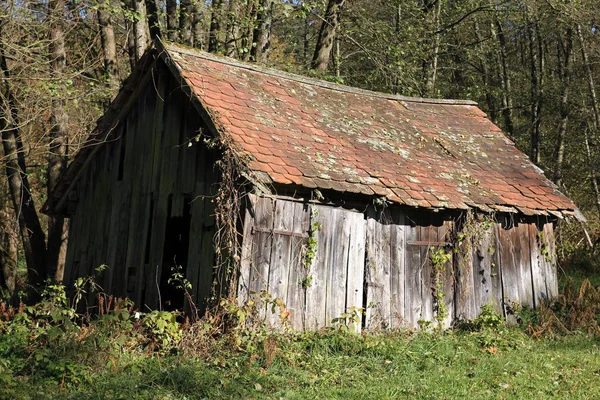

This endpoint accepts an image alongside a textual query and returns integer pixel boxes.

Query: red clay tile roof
[166,44,577,218]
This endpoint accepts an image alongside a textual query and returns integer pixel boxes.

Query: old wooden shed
[45,41,581,330]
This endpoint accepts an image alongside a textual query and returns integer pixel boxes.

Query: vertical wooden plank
[454,214,475,322]
[489,222,503,314]
[248,197,275,295]
[472,227,494,314]
[266,200,296,327]
[238,194,257,305]
[365,208,389,329]
[327,208,351,325]
[389,209,405,329]
[419,214,434,325]
[516,221,534,307]
[195,148,217,313]
[496,215,519,318]
[304,204,334,329]
[529,222,544,308]
[404,213,421,328]
[285,201,311,330]
[542,221,558,299]
[438,217,454,329]
[345,210,366,333]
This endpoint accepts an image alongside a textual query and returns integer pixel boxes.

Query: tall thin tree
[312,0,345,71]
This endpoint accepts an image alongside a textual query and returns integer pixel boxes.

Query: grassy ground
[3,272,600,399]
[4,327,600,399]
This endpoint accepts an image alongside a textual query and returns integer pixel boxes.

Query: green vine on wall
[300,208,321,288]
[430,247,452,326]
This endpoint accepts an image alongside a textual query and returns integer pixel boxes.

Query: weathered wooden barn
[44,41,581,330]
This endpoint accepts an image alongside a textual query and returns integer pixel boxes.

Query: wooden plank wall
[239,198,559,331]
[63,67,218,313]
[239,195,365,331]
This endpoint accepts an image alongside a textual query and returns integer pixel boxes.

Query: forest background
[1,0,600,298]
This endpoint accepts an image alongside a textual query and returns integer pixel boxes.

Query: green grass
[4,277,600,399]
[5,329,600,399]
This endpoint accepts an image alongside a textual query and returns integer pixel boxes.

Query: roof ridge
[162,42,478,107]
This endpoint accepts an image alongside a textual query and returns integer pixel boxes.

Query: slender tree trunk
[0,206,18,296]
[424,0,442,96]
[47,0,69,282]
[208,0,223,53]
[577,24,600,129]
[250,0,273,62]
[393,4,402,94]
[576,23,600,214]
[553,29,573,187]
[528,20,542,164]
[224,0,241,57]
[474,19,496,123]
[126,18,137,70]
[166,0,179,41]
[131,0,149,60]
[180,0,193,45]
[145,0,161,40]
[311,0,345,71]
[240,0,258,61]
[97,0,120,92]
[0,35,47,291]
[192,0,204,49]
[491,18,515,138]
[584,126,600,214]
[303,14,310,66]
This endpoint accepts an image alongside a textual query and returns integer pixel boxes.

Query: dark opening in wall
[159,194,192,311]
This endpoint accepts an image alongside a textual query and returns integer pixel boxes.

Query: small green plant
[331,306,364,331]
[473,303,505,330]
[143,310,182,350]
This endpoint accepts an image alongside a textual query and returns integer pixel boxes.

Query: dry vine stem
[209,133,251,304]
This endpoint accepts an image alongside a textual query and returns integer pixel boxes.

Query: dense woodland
[1,0,599,299]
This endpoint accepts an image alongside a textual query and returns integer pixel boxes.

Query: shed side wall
[63,65,218,312]
[240,196,558,330]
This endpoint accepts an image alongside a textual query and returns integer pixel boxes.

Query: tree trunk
[584,126,600,214]
[528,20,542,165]
[576,23,600,214]
[240,0,258,61]
[145,0,161,40]
[553,29,573,187]
[423,0,442,97]
[0,36,47,291]
[126,17,137,70]
[192,0,204,49]
[132,0,149,61]
[97,0,120,92]
[166,0,179,42]
[47,0,69,282]
[491,18,515,138]
[303,14,310,66]
[180,0,193,46]
[0,206,18,296]
[250,0,273,62]
[577,24,600,129]
[474,19,496,123]
[224,0,241,57]
[208,0,223,53]
[311,0,345,71]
